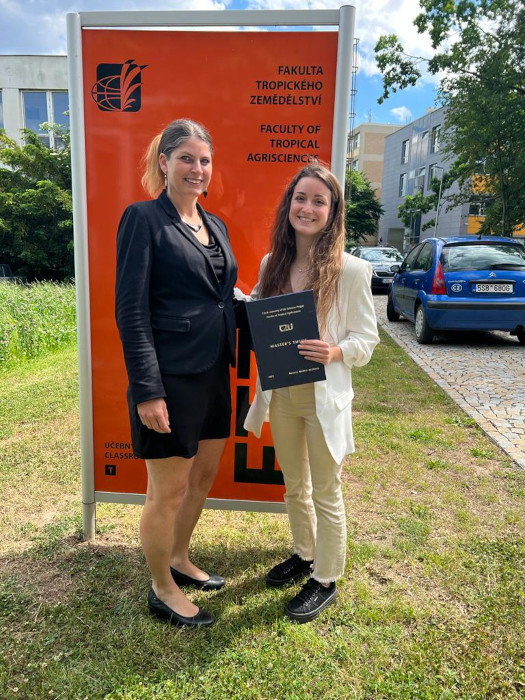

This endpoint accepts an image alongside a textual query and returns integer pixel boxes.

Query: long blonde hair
[141,118,214,197]
[258,164,345,335]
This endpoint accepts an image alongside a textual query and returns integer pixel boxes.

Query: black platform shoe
[285,578,337,623]
[266,553,313,587]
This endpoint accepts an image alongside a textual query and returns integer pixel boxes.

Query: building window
[469,202,485,216]
[428,164,438,189]
[431,125,441,153]
[353,132,360,150]
[401,139,409,164]
[428,164,444,192]
[22,90,69,148]
[420,130,429,157]
[399,173,407,197]
[475,158,486,173]
[352,159,359,170]
[415,166,425,192]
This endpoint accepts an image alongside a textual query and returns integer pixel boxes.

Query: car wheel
[386,293,400,322]
[415,305,434,344]
[516,330,525,346]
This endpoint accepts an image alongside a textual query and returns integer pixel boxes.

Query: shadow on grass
[0,523,311,681]
[3,524,524,700]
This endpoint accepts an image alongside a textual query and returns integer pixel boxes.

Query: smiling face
[288,176,332,240]
[159,136,212,202]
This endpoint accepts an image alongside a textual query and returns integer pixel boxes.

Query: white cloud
[353,0,437,82]
[390,106,412,123]
[1,0,438,67]
[0,0,229,54]
[246,0,439,84]
[246,1,342,9]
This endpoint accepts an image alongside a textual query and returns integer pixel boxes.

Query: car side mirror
[391,264,401,273]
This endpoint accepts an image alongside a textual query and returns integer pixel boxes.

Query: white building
[0,55,68,148]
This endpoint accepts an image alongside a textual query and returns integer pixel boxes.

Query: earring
[164,172,167,189]
[203,190,208,198]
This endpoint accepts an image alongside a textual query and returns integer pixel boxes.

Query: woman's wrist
[329,345,343,364]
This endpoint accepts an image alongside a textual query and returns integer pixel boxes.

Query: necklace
[184,219,203,233]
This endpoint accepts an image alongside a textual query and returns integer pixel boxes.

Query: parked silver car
[351,246,404,291]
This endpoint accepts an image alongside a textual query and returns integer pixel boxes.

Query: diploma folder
[245,290,326,391]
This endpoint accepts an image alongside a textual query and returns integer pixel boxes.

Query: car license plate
[473,283,513,293]
[382,278,392,284]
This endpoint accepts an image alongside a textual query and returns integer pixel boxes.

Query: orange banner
[82,28,338,503]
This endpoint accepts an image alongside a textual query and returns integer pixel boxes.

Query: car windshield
[360,248,403,263]
[442,243,525,272]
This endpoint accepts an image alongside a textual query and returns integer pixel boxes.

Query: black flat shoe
[170,566,226,591]
[147,588,215,628]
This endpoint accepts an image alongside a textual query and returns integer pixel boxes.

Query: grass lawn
[0,332,524,699]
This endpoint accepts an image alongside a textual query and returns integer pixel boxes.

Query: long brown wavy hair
[258,164,345,335]
[141,118,214,197]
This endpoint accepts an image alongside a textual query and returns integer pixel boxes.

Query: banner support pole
[67,12,96,541]
[331,4,355,188]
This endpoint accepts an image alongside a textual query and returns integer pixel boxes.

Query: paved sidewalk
[374,295,525,469]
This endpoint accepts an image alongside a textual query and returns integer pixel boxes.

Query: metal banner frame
[66,7,356,539]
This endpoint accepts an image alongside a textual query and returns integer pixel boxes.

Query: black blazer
[115,190,238,405]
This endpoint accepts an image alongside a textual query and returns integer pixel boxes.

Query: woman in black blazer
[115,119,238,628]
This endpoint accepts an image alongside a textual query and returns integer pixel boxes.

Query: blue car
[387,236,525,344]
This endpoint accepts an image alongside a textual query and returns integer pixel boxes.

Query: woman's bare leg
[170,438,227,579]
[141,456,198,616]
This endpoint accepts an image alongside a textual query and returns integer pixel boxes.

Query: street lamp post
[433,165,445,237]
[405,208,420,250]
[409,209,415,243]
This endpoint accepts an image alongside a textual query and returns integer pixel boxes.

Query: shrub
[0,281,76,368]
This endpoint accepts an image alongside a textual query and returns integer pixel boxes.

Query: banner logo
[92,59,147,112]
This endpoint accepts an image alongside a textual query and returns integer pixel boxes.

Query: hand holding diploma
[245,290,326,390]
[298,339,343,365]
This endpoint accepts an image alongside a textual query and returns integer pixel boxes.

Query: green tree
[345,169,384,249]
[0,126,73,280]
[398,191,434,231]
[398,170,455,233]
[375,0,525,236]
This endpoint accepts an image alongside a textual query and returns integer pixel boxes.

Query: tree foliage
[398,170,456,232]
[0,127,73,280]
[375,0,525,236]
[345,169,384,248]
[398,191,435,230]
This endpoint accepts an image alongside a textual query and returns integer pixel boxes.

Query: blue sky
[0,0,440,127]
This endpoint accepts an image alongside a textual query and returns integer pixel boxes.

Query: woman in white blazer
[243,164,379,623]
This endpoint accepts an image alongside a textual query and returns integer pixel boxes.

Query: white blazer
[242,252,380,465]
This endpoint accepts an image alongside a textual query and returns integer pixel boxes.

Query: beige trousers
[269,383,347,583]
